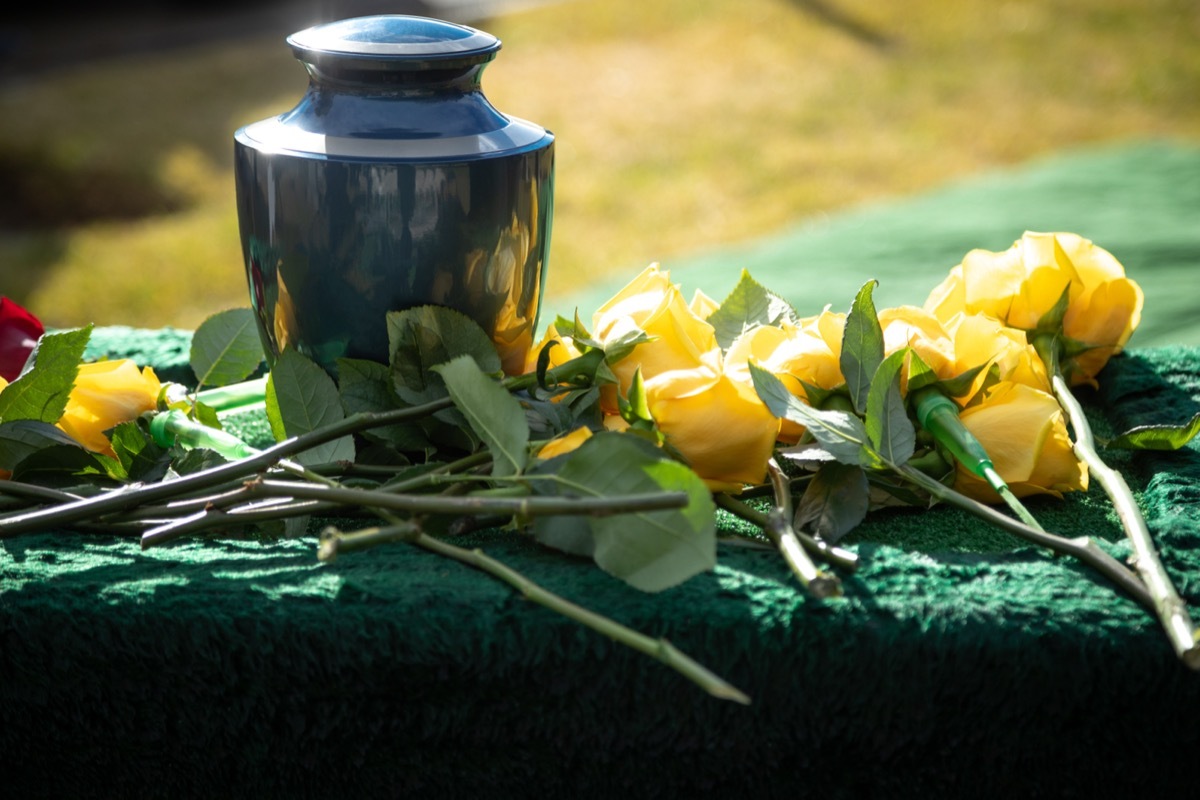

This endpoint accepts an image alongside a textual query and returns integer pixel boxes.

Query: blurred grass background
[1,0,1197,331]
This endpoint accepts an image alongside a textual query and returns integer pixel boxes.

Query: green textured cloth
[3,349,1199,800]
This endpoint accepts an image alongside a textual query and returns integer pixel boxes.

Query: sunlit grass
[1,0,1197,329]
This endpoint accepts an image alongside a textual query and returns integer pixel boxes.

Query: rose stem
[0,480,89,509]
[735,473,813,501]
[0,354,596,540]
[128,444,491,525]
[896,462,1154,612]
[761,459,841,598]
[139,479,689,548]
[139,499,335,542]
[258,480,687,519]
[713,493,859,572]
[318,521,752,705]
[1050,372,1200,668]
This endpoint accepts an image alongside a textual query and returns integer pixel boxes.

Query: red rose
[0,297,45,381]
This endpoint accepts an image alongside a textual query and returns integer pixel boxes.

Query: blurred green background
[1,0,1197,336]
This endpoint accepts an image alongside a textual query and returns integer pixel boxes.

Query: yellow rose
[925,231,1143,386]
[57,360,162,456]
[643,356,779,492]
[536,425,593,460]
[942,311,1050,399]
[879,306,1049,402]
[592,264,718,403]
[725,310,844,443]
[954,381,1087,502]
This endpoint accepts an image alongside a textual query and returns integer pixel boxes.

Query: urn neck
[300,61,488,94]
[279,70,510,141]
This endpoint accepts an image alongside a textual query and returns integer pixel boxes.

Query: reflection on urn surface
[233,15,555,376]
[237,152,553,375]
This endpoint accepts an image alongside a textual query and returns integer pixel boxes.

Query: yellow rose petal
[536,426,594,460]
[57,360,162,456]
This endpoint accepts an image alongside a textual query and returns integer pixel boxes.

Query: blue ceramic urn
[234,15,554,376]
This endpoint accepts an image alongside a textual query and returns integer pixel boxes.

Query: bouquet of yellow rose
[1,231,1197,702]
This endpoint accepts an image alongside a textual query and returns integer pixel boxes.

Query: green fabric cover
[562,140,1200,347]
[4,348,1199,800]
[5,143,1200,798]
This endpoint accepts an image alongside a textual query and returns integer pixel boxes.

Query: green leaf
[266,348,356,466]
[535,339,561,389]
[621,367,654,428]
[600,326,654,366]
[936,362,988,399]
[432,355,528,477]
[794,462,870,543]
[189,308,264,389]
[552,313,597,346]
[9,444,114,488]
[840,280,884,414]
[0,420,83,470]
[1034,283,1072,335]
[868,470,937,507]
[170,447,229,476]
[336,357,430,451]
[263,375,287,443]
[706,269,799,350]
[532,432,716,592]
[798,380,842,410]
[778,441,837,465]
[522,396,578,441]
[865,349,915,465]
[109,421,171,483]
[750,363,867,465]
[387,305,501,396]
[0,325,91,424]
[1105,413,1200,451]
[904,349,939,394]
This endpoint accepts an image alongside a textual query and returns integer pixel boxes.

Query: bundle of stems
[0,365,753,704]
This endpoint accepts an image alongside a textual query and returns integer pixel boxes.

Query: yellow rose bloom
[879,305,1053,402]
[725,310,845,443]
[643,357,779,493]
[954,381,1087,502]
[943,312,1050,399]
[925,231,1143,386]
[536,425,594,460]
[57,360,162,456]
[592,264,718,400]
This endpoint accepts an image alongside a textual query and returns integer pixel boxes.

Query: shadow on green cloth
[559,139,1200,347]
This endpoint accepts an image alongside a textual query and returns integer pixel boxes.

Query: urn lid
[287,15,502,71]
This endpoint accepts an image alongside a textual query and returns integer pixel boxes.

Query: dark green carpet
[3,346,1199,799]
[561,140,1200,348]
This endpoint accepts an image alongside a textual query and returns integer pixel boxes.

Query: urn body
[233,15,554,375]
